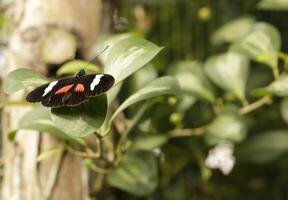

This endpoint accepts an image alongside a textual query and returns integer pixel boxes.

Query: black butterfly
[26,69,115,107]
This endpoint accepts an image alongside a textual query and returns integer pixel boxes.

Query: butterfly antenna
[82,45,109,72]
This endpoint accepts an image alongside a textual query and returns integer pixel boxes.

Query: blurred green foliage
[114,0,288,199]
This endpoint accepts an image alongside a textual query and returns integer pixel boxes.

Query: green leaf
[230,22,281,69]
[104,77,180,135]
[257,0,288,10]
[3,68,49,94]
[131,135,168,151]
[37,146,64,162]
[280,98,288,124]
[250,87,273,97]
[236,130,288,163]
[212,16,255,45]
[108,151,158,196]
[206,112,247,145]
[57,59,101,76]
[101,34,163,84]
[19,107,73,141]
[204,52,249,102]
[268,75,288,97]
[51,95,107,137]
[168,61,215,102]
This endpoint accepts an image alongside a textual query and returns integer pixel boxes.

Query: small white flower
[205,143,235,175]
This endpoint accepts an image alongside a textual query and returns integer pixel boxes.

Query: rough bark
[2,0,102,199]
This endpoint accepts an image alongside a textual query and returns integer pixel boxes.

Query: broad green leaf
[212,16,255,45]
[57,60,101,76]
[206,113,247,145]
[204,52,249,102]
[101,34,163,84]
[230,22,281,69]
[3,68,49,94]
[51,95,107,137]
[280,98,288,124]
[37,146,64,162]
[129,64,158,94]
[236,130,288,163]
[268,75,288,97]
[19,107,73,141]
[110,76,180,125]
[107,82,123,106]
[257,0,288,10]
[108,151,158,196]
[131,135,168,151]
[168,61,215,102]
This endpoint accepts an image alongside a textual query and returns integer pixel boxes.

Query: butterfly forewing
[80,74,115,97]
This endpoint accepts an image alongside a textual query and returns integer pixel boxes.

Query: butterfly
[26,69,115,107]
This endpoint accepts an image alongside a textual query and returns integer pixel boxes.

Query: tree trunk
[2,0,104,199]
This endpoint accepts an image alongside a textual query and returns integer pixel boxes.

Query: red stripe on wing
[74,83,85,92]
[55,84,73,94]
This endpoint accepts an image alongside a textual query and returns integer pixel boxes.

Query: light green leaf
[3,68,49,94]
[212,16,255,45]
[109,76,180,130]
[108,151,158,196]
[230,22,281,69]
[206,113,247,145]
[168,61,215,102]
[131,135,168,151]
[237,130,288,163]
[51,95,107,137]
[268,75,288,97]
[100,77,180,137]
[257,0,288,10]
[57,60,101,76]
[19,107,73,141]
[204,52,249,102]
[101,34,163,84]
[250,87,273,97]
[37,146,64,162]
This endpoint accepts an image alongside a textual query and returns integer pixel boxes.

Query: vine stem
[238,96,272,115]
[168,126,206,138]
[66,145,100,158]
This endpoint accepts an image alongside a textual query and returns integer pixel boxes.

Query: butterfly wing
[26,78,73,107]
[41,79,75,107]
[80,74,115,97]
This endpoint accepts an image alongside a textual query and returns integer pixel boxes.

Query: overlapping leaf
[204,52,249,103]
[212,16,255,45]
[108,151,158,196]
[237,130,288,163]
[230,22,280,69]
[100,34,163,84]
[51,95,107,137]
[3,68,49,94]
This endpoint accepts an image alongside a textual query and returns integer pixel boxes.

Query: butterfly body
[26,70,114,107]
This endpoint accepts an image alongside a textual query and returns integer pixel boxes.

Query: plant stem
[168,126,206,138]
[66,146,100,158]
[239,96,272,115]
[273,67,280,80]
[114,102,149,165]
[0,100,34,107]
